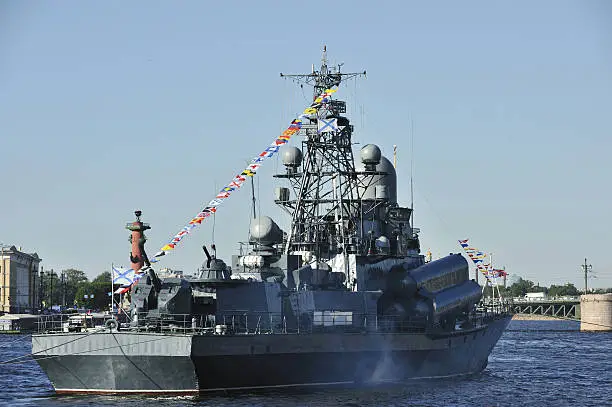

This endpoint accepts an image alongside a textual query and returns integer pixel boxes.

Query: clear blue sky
[1,1,610,289]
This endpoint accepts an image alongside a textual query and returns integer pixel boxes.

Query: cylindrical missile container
[384,254,469,298]
[431,280,482,319]
[408,254,470,294]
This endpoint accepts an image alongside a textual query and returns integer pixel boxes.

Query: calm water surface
[1,320,610,406]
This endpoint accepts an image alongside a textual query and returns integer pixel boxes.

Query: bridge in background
[510,297,580,319]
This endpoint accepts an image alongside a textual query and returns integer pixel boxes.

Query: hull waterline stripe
[55,389,199,395]
[52,371,484,394]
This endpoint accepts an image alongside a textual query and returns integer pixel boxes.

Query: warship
[32,48,512,394]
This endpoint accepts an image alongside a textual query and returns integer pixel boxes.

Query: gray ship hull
[33,332,198,394]
[32,315,511,394]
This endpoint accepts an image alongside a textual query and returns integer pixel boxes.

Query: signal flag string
[150,87,339,262]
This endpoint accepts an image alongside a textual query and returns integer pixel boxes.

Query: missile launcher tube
[385,254,469,297]
[430,279,482,317]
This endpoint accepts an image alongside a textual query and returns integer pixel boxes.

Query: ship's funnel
[356,155,397,203]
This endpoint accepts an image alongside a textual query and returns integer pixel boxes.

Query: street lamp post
[48,269,55,310]
[581,258,593,294]
[60,271,66,310]
[39,267,44,312]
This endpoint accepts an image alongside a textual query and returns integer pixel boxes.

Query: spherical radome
[360,144,382,164]
[249,216,282,245]
[281,146,303,167]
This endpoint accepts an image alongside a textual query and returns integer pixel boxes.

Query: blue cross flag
[112,266,136,286]
[317,118,338,134]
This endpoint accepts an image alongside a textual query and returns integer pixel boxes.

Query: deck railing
[35,303,511,336]
[35,313,115,334]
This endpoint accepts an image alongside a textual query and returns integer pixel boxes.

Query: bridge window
[313,311,353,326]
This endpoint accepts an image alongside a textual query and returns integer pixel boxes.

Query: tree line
[484,277,612,298]
[40,269,113,311]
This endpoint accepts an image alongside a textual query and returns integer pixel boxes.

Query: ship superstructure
[31,48,512,394]
[274,48,420,293]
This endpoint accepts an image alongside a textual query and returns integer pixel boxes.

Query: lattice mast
[278,47,366,262]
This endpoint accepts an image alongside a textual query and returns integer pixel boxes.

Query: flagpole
[489,254,494,300]
[111,263,114,314]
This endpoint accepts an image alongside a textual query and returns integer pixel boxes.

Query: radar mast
[277,47,367,264]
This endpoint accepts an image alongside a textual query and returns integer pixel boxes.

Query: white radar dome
[360,144,382,165]
[249,216,283,246]
[281,146,303,168]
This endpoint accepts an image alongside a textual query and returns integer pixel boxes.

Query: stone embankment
[511,314,562,321]
[580,294,612,332]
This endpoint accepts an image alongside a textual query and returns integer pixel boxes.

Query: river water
[1,320,610,407]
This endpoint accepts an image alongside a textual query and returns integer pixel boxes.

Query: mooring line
[0,327,107,365]
[512,313,612,330]
[0,333,32,347]
[0,332,183,365]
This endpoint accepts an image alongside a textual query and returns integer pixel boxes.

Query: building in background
[0,245,42,313]
[158,268,185,278]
